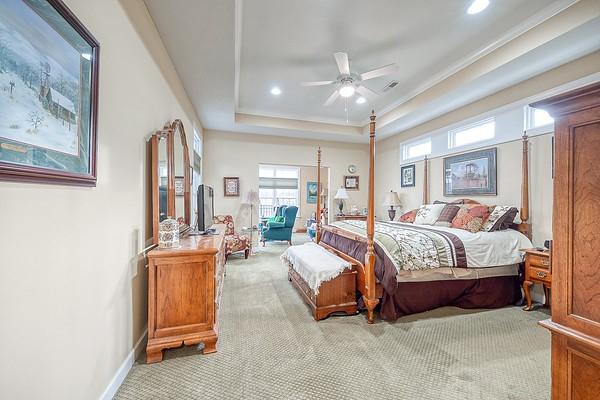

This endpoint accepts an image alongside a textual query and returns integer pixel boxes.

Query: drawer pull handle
[536,271,547,279]
[541,260,550,267]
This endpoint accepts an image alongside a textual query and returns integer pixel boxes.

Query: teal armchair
[261,206,298,246]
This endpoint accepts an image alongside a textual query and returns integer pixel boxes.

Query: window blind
[259,177,298,189]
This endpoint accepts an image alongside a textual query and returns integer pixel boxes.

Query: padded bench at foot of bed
[288,266,357,321]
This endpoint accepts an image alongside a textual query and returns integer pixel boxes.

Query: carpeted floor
[115,234,551,400]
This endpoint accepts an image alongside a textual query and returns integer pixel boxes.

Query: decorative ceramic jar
[350,205,359,215]
[159,218,179,249]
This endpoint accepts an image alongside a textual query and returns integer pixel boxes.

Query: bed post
[423,155,429,204]
[364,111,379,324]
[520,132,532,239]
[316,146,322,243]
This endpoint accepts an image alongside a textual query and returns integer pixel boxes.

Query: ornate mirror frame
[151,119,191,244]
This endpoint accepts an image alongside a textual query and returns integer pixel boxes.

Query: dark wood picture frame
[0,0,100,187]
[400,164,415,187]
[443,148,497,196]
[344,175,359,191]
[223,176,240,197]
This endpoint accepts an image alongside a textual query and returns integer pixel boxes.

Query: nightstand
[521,248,551,311]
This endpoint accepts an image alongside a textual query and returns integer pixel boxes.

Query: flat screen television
[197,184,214,232]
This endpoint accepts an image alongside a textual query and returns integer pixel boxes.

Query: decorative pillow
[482,206,519,232]
[399,209,418,223]
[274,216,285,223]
[414,204,446,225]
[434,204,461,227]
[451,204,495,233]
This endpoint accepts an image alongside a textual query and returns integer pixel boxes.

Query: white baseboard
[99,328,147,400]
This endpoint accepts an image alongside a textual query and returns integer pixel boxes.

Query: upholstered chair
[212,215,250,260]
[260,206,298,246]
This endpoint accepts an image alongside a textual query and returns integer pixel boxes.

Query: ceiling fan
[302,52,399,106]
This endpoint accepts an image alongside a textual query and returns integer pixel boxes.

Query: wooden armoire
[532,83,600,400]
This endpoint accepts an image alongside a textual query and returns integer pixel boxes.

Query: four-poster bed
[314,111,533,323]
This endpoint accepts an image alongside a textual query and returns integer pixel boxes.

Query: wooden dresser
[533,83,600,400]
[146,224,226,363]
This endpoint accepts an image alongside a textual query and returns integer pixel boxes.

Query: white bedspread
[281,242,351,294]
[411,224,533,268]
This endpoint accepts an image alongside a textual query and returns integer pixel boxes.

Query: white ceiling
[144,0,600,143]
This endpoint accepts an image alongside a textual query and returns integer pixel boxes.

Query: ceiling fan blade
[323,90,340,106]
[333,52,350,75]
[356,85,379,101]
[360,63,398,81]
[301,80,336,87]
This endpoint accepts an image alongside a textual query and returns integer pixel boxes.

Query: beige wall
[203,130,368,231]
[0,0,201,399]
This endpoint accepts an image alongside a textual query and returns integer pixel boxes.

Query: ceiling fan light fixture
[356,97,366,104]
[467,0,489,14]
[339,84,355,98]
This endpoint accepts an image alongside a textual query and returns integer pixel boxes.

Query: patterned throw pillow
[414,204,446,225]
[399,209,418,223]
[434,204,461,227]
[482,206,519,232]
[451,204,495,233]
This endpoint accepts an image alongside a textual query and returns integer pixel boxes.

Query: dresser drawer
[528,266,552,283]
[527,254,550,270]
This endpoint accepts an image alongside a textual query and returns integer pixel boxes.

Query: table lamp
[383,190,401,221]
[334,187,349,215]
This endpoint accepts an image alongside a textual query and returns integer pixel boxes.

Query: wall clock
[347,165,357,174]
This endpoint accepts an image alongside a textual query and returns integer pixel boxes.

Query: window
[448,118,495,149]
[526,106,554,129]
[402,137,431,160]
[258,165,299,218]
[192,128,202,224]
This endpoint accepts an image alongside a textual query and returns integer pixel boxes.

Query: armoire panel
[571,122,600,323]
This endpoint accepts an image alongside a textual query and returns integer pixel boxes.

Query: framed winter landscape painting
[0,0,99,186]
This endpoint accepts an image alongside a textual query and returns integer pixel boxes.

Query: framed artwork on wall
[174,176,184,196]
[444,148,497,196]
[400,164,415,187]
[0,0,100,186]
[306,181,318,204]
[344,175,359,190]
[223,176,239,197]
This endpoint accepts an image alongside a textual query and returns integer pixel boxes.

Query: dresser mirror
[151,120,191,244]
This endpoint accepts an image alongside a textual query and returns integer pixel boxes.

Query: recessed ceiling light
[270,87,282,95]
[467,0,489,14]
[339,84,355,98]
[356,97,366,104]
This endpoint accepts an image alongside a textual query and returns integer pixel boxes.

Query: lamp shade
[241,189,260,205]
[383,191,401,207]
[334,187,349,200]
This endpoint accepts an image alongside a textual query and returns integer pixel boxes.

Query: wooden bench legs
[288,267,358,321]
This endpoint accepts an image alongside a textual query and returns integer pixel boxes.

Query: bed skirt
[379,274,522,320]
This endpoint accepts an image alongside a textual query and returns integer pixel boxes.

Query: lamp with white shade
[334,186,349,215]
[383,190,401,221]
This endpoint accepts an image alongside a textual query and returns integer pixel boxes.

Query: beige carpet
[115,234,551,400]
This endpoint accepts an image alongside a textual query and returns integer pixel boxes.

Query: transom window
[258,165,299,218]
[526,106,554,129]
[448,118,495,149]
[402,137,432,160]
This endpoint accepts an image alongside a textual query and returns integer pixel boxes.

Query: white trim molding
[99,328,147,400]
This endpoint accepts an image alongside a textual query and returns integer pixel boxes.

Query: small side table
[521,248,552,311]
[241,226,260,255]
